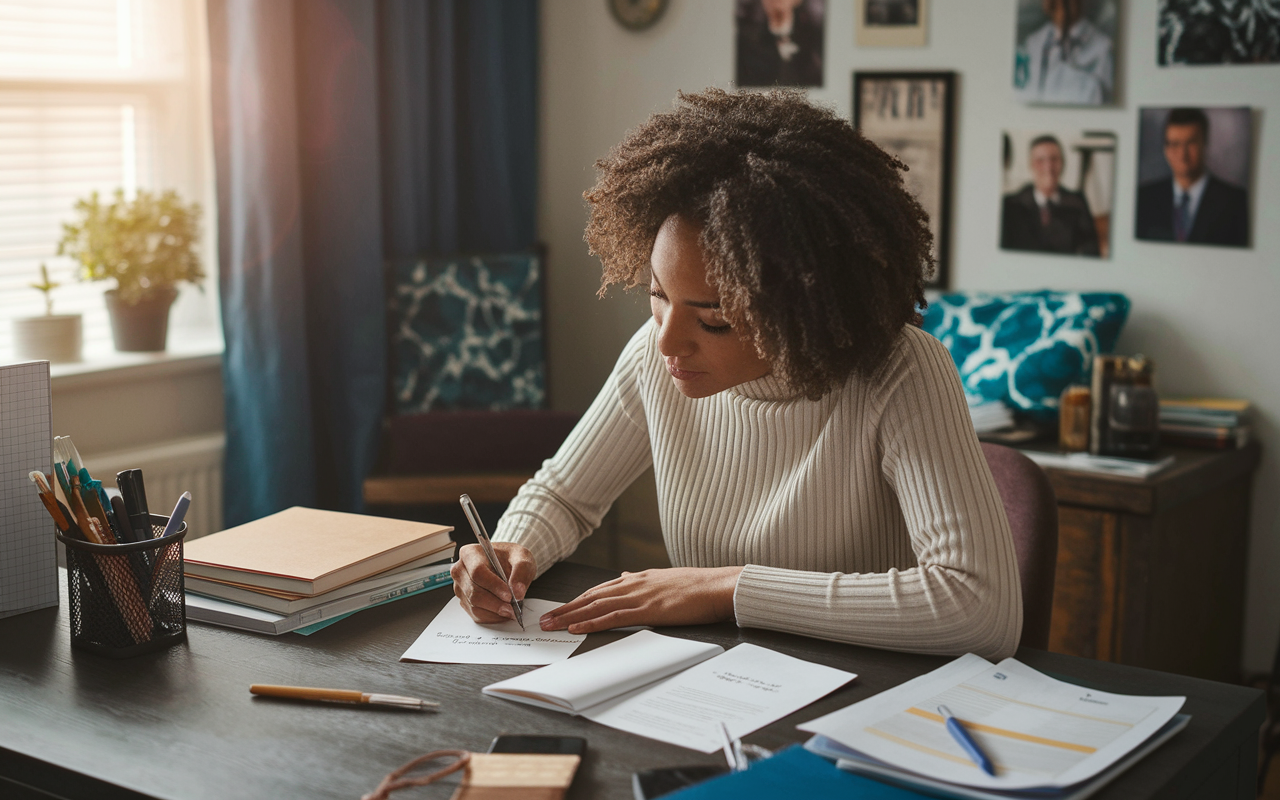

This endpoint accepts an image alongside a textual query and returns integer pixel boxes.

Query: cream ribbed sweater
[493,321,1022,659]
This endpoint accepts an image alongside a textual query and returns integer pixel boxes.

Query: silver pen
[459,493,525,629]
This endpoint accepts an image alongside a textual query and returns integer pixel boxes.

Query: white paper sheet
[582,642,856,753]
[483,630,723,713]
[798,653,1185,791]
[400,596,586,665]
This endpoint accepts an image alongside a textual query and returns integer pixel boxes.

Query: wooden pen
[249,684,439,710]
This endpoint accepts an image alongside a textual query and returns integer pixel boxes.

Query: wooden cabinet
[1023,441,1261,682]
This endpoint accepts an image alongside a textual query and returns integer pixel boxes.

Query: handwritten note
[400,596,587,665]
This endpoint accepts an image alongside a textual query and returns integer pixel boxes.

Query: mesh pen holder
[55,513,188,658]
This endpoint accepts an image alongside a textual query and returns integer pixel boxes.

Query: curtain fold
[210,0,538,527]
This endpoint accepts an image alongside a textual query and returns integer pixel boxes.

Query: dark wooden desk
[0,563,1264,799]
[1017,441,1261,682]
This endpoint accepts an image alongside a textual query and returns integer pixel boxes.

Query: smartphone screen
[487,735,587,757]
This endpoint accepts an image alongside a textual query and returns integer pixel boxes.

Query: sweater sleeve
[733,329,1023,660]
[491,323,654,577]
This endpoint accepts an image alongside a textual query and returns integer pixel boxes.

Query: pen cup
[55,513,188,658]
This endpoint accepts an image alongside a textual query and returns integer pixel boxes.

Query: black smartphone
[486,735,587,757]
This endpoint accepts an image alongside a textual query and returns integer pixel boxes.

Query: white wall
[538,0,1280,672]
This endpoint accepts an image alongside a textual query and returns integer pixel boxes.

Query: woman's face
[648,216,771,399]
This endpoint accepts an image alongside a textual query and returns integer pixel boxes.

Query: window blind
[0,0,201,360]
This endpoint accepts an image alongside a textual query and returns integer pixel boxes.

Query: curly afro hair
[584,87,933,400]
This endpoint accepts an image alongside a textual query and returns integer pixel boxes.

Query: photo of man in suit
[1135,107,1250,248]
[1001,134,1101,256]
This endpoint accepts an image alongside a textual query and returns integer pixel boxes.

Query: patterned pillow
[920,290,1130,422]
[390,252,545,412]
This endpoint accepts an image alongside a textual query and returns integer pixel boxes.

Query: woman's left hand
[538,566,744,634]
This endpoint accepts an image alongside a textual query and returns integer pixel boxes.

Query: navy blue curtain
[209,0,539,527]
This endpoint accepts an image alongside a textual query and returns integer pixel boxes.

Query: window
[0,0,218,360]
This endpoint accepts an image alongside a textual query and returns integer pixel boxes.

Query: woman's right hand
[451,542,538,624]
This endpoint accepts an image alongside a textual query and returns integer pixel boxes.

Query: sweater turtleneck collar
[729,371,804,402]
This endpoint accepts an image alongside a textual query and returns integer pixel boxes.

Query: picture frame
[853,71,955,288]
[856,0,928,47]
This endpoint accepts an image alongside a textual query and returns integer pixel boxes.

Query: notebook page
[583,642,855,752]
[483,630,723,712]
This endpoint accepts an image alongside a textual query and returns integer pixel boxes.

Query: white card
[400,596,586,665]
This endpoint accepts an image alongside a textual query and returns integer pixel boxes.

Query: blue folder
[663,744,931,799]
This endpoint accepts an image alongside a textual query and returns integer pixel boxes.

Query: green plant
[30,263,59,315]
[57,188,204,305]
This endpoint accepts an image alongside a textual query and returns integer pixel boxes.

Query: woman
[452,88,1021,659]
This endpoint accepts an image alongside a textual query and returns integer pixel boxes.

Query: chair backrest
[980,442,1059,650]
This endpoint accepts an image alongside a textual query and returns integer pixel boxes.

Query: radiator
[85,433,225,541]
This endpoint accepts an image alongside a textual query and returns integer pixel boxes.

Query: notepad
[484,631,856,752]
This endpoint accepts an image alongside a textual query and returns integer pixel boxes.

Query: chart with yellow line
[799,654,1185,791]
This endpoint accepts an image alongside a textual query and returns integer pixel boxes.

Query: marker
[116,469,151,540]
[159,492,192,540]
[939,705,995,776]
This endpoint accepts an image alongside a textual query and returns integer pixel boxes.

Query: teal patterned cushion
[921,290,1130,421]
[390,252,545,412]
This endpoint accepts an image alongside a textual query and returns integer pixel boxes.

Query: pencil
[249,684,439,710]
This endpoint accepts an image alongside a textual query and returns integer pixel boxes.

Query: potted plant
[11,263,82,363]
[57,188,204,352]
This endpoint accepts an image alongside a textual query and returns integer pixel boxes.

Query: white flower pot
[12,314,82,363]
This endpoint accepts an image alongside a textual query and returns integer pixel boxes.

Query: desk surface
[0,563,1264,799]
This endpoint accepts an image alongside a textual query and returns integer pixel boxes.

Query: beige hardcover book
[183,507,453,596]
[185,545,454,601]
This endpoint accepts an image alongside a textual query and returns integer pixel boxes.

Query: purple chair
[980,442,1059,650]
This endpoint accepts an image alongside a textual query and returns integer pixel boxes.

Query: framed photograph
[853,71,955,288]
[856,0,928,46]
[1135,106,1251,248]
[1000,129,1117,259]
[1013,0,1118,106]
[1159,0,1280,64]
[735,0,826,88]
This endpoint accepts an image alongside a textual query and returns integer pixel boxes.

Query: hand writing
[452,542,537,624]
[538,566,743,634]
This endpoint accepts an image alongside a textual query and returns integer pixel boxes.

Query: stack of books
[182,507,454,635]
[1159,397,1251,450]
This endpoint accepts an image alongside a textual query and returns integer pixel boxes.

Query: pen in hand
[939,704,996,776]
[459,493,525,630]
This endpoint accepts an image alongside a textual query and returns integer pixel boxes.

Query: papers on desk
[1019,450,1175,479]
[400,596,587,665]
[484,630,856,753]
[798,653,1186,795]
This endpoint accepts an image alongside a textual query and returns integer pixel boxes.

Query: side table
[1018,440,1261,682]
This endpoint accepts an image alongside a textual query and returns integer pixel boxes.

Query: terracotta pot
[12,314,82,362]
[104,286,178,352]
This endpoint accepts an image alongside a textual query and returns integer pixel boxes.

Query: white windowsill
[47,333,224,390]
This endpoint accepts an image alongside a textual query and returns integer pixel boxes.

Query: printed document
[484,631,856,752]
[798,653,1185,791]
[401,596,586,665]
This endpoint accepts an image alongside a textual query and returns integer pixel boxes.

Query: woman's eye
[699,320,732,334]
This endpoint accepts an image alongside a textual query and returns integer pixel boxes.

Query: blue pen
[939,705,995,776]
[159,492,192,540]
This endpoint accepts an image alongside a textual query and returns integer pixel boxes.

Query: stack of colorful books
[182,507,454,635]
[1159,397,1251,450]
